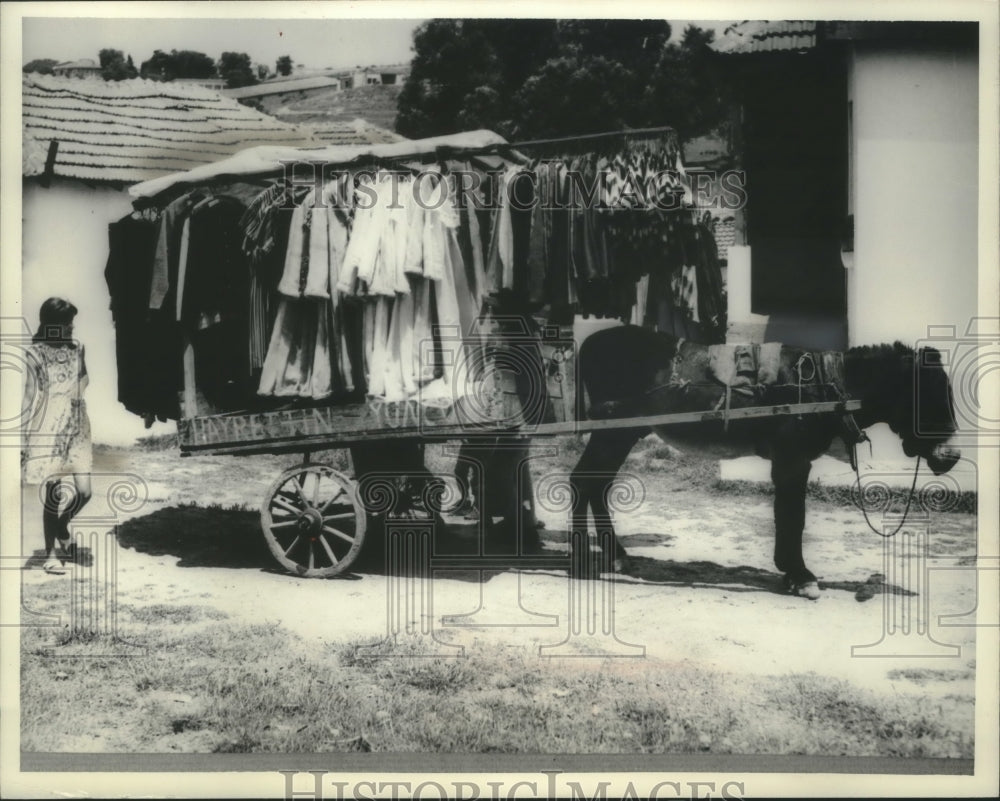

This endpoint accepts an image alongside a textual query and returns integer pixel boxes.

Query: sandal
[57,538,77,562]
[43,559,66,575]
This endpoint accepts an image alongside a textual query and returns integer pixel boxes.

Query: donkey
[569,325,961,599]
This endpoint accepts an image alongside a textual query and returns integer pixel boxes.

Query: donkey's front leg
[569,429,641,574]
[771,453,820,600]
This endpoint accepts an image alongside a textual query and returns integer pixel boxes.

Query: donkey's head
[885,347,961,475]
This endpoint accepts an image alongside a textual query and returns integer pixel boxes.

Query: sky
[22,18,425,72]
[21,15,726,73]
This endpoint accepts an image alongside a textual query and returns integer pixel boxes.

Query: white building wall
[22,180,176,445]
[848,44,978,347]
[847,44,979,463]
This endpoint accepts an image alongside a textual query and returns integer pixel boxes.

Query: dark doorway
[742,49,848,347]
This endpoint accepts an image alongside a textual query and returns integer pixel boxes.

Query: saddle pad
[679,341,847,394]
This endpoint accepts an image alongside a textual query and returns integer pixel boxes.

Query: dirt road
[18,440,979,755]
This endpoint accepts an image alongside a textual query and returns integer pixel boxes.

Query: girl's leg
[42,480,62,558]
[57,473,92,549]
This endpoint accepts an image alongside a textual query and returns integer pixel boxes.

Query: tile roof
[22,74,319,185]
[55,58,101,70]
[222,76,343,100]
[302,118,404,147]
[711,21,819,54]
[335,63,411,77]
[23,130,48,177]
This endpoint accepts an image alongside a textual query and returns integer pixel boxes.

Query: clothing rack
[432,126,678,163]
[132,127,681,209]
[112,126,719,424]
[477,125,676,152]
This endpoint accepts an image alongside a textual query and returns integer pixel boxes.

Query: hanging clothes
[484,165,519,295]
[241,184,295,371]
[692,217,726,341]
[671,263,700,323]
[104,212,180,420]
[257,298,333,399]
[179,196,247,326]
[134,130,718,416]
[277,189,332,299]
[178,195,254,408]
[149,193,196,311]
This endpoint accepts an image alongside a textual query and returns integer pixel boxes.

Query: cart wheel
[260,463,366,577]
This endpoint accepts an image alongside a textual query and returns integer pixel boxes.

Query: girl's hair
[33,297,78,343]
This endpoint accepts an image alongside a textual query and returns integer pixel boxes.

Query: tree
[515,55,633,138]
[256,63,270,81]
[397,19,559,138]
[219,51,257,88]
[644,25,730,140]
[170,50,216,79]
[276,55,293,76]
[99,48,138,81]
[139,49,216,81]
[510,21,672,137]
[23,59,59,75]
[140,50,174,80]
[397,19,731,142]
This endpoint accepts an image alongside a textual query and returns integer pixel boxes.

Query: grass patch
[764,675,973,758]
[122,604,229,625]
[19,581,975,757]
[532,434,976,512]
[887,668,976,685]
[176,501,254,513]
[134,433,180,451]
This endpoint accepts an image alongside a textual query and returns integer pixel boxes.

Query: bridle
[850,439,922,538]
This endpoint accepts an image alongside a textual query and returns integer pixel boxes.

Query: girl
[21,298,92,574]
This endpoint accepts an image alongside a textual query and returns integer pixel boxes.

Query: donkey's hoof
[784,577,821,600]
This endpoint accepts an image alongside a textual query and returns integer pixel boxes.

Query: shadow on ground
[113,506,492,576]
[22,548,96,570]
[617,554,912,600]
[113,507,909,600]
[116,506,274,570]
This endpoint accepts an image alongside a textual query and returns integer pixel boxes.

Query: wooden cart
[137,129,859,578]
[177,344,861,578]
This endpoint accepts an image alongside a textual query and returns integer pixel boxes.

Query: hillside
[267,84,402,132]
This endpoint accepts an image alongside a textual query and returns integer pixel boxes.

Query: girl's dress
[21,342,92,485]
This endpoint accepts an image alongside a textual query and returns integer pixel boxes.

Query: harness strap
[852,448,921,538]
[840,412,870,471]
[794,353,817,405]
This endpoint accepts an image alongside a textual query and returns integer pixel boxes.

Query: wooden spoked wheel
[260,463,366,578]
